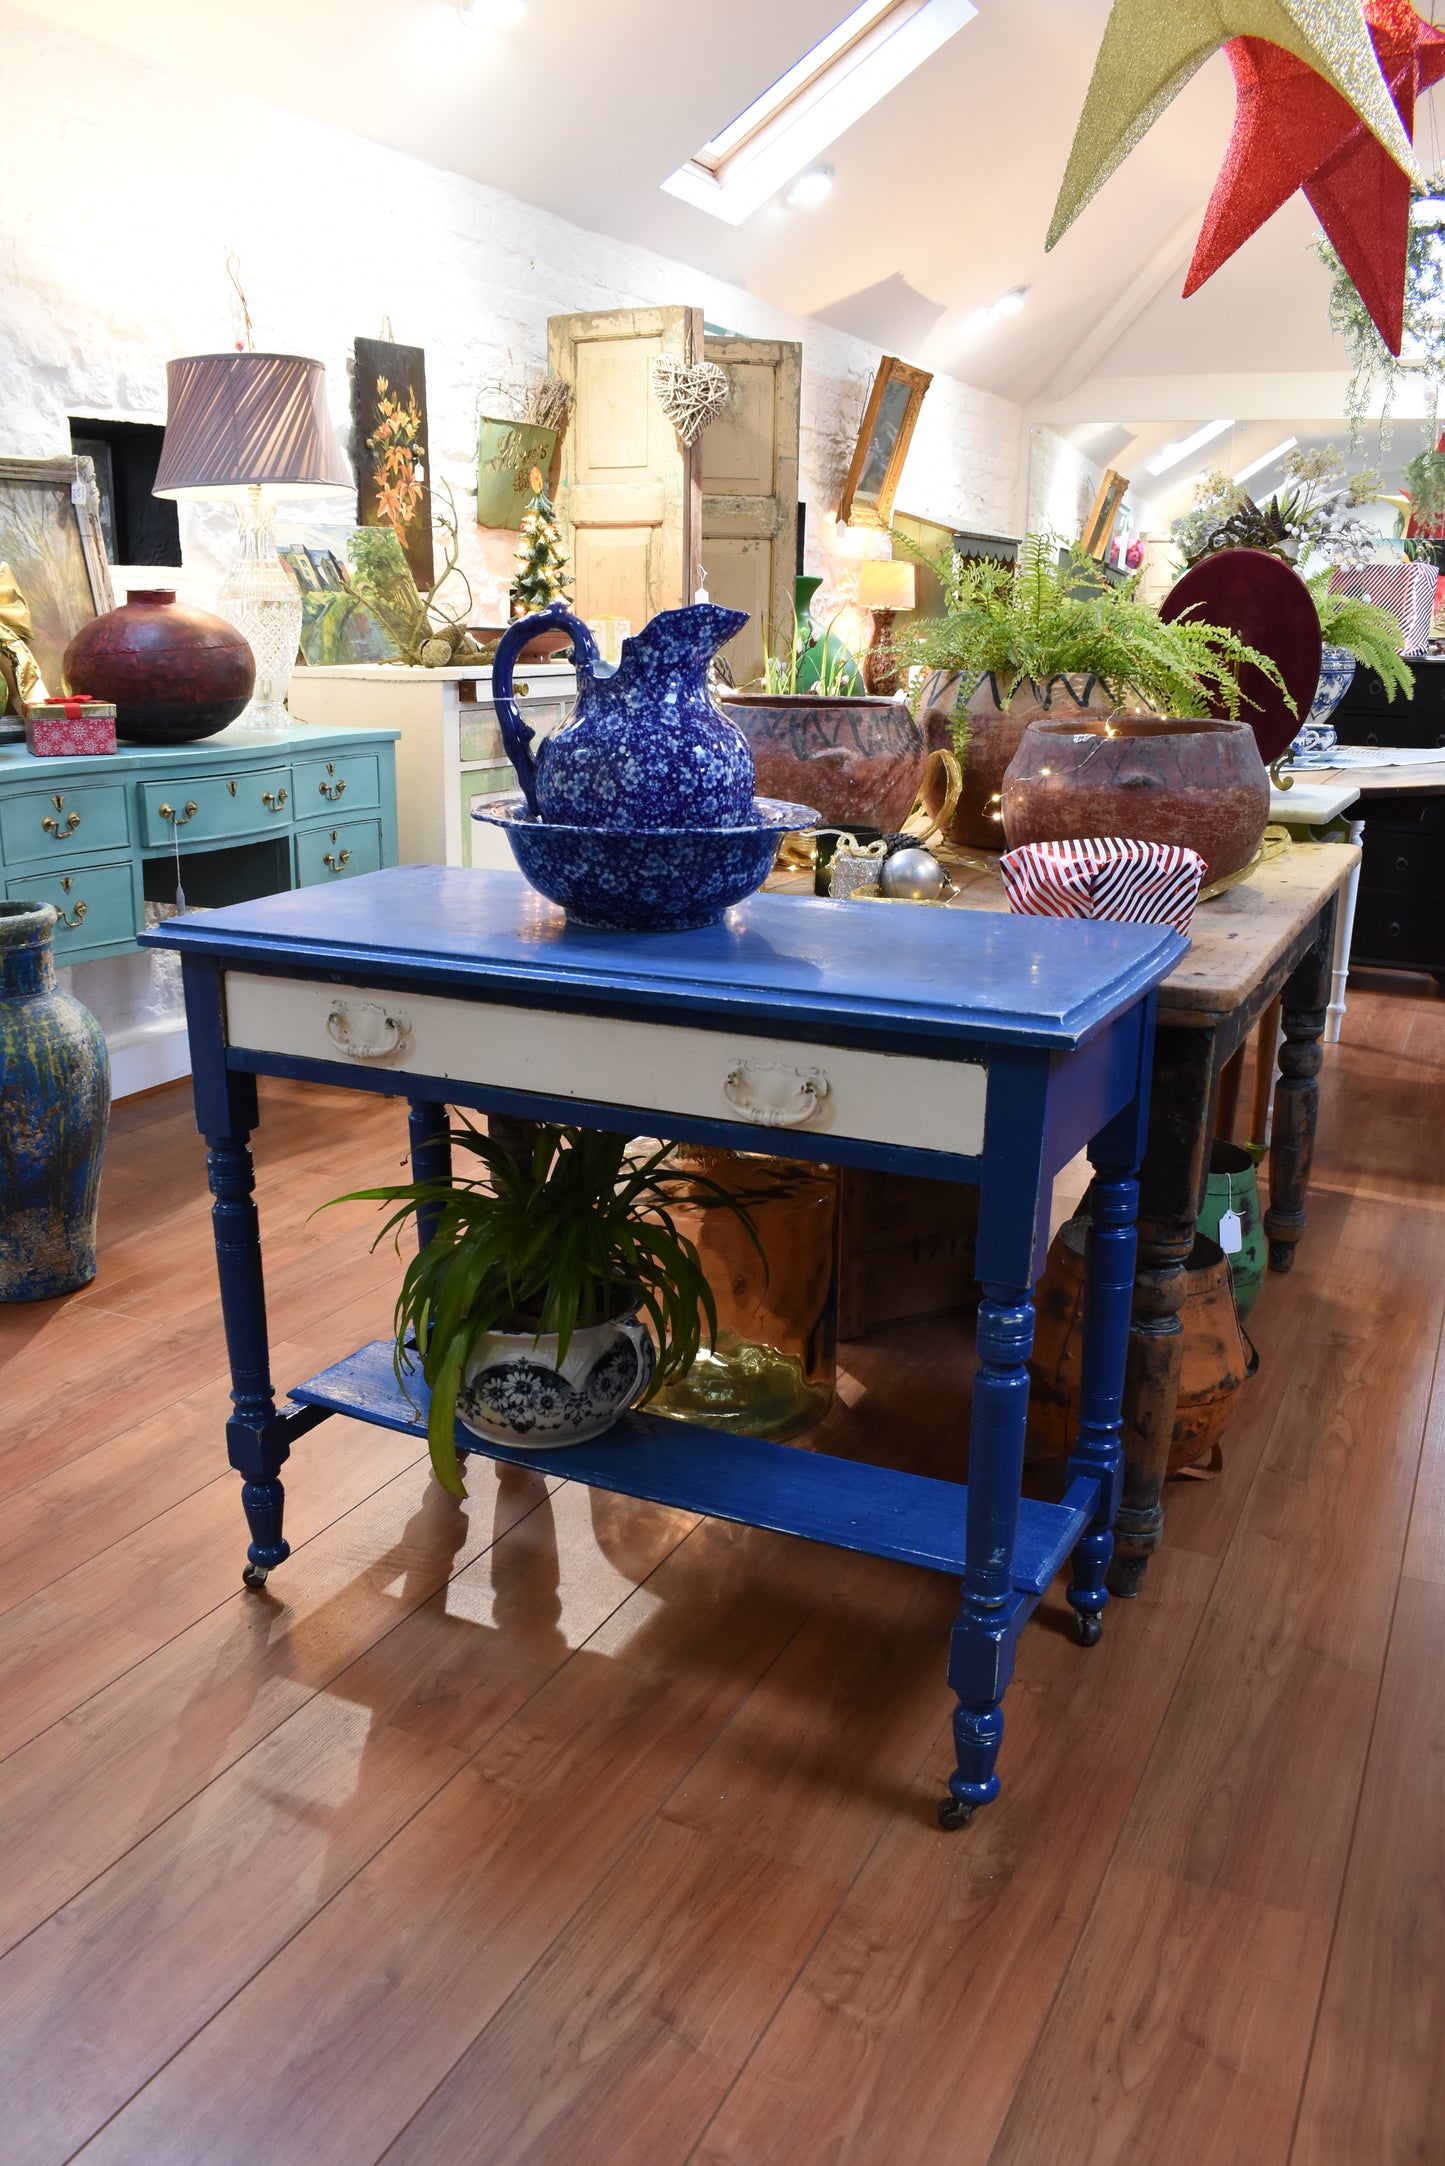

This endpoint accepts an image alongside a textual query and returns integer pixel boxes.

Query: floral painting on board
[351,337,435,590]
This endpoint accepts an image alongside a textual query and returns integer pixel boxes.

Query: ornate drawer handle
[42,810,82,837]
[326,1000,410,1062]
[322,847,351,873]
[724,1059,830,1128]
[54,877,87,930]
[318,770,347,800]
[262,788,289,811]
[158,800,199,827]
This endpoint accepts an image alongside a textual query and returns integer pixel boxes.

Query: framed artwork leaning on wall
[838,357,932,530]
[0,455,114,691]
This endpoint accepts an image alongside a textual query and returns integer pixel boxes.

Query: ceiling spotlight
[993,287,1028,315]
[458,0,526,25]
[784,165,834,209]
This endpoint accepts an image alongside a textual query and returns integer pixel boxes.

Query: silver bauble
[878,847,949,901]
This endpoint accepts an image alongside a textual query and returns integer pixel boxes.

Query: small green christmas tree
[510,466,572,618]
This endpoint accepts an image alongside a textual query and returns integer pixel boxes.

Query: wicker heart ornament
[651,355,730,446]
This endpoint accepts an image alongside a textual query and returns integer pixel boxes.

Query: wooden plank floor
[1,971,1440,2166]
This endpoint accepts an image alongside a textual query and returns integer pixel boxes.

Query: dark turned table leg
[1265,899,1334,1274]
[1109,1021,1217,1599]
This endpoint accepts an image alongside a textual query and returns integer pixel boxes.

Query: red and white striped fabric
[1329,562,1435,656]
[1000,837,1206,935]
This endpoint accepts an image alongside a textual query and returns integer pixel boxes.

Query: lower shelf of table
[290,1339,1095,1597]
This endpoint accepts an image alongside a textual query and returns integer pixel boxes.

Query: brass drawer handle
[318,775,347,800]
[158,800,199,827]
[322,846,351,872]
[55,876,87,930]
[262,788,289,811]
[42,810,82,837]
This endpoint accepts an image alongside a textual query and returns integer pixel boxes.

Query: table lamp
[856,560,915,695]
[154,353,353,730]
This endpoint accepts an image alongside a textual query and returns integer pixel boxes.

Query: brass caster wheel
[242,1562,269,1589]
[1074,1609,1103,1647]
[937,1796,975,1831]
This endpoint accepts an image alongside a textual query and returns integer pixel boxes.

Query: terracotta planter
[1001,715,1270,882]
[62,589,254,744]
[918,671,1116,852]
[721,691,925,833]
[1029,1221,1249,1474]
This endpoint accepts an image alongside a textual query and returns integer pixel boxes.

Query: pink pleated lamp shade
[153,352,352,500]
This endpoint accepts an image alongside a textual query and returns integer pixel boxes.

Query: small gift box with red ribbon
[1000,836,1206,937]
[24,695,118,757]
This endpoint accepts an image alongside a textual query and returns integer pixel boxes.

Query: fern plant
[890,533,1293,738]
[328,1122,760,1497]
[1306,573,1415,702]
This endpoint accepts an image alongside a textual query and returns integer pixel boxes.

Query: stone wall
[0,0,1023,1091]
[0,0,1022,621]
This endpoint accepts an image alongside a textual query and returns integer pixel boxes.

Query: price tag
[1217,1208,1243,1256]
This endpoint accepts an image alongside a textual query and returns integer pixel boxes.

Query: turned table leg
[1266,902,1334,1273]
[940,1282,1033,1828]
[1065,1152,1140,1640]
[407,1098,452,1248]
[1110,1021,1216,1598]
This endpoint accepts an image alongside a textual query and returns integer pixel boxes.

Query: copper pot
[63,589,254,744]
[721,692,926,834]
[919,671,1117,852]
[1001,714,1270,882]
[1028,1222,1249,1474]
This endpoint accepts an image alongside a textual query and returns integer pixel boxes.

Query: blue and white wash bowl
[486,599,815,928]
[474,794,819,932]
[1288,643,1356,767]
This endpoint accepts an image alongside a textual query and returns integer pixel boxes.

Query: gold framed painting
[0,455,113,692]
[1080,468,1130,560]
[838,358,933,529]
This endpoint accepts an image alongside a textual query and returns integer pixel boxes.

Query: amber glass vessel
[649,1147,839,1441]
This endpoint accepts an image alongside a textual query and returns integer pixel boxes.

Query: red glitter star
[1184,0,1445,354]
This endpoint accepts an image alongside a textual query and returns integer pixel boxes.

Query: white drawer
[222,973,987,1157]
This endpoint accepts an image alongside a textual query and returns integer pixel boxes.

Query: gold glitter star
[1048,0,1420,248]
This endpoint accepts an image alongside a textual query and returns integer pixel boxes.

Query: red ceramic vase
[1000,716,1270,882]
[63,590,255,744]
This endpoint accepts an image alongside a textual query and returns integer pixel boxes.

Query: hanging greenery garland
[1316,173,1445,449]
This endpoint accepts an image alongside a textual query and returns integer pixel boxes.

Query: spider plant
[329,1122,761,1497]
[1306,573,1415,702]
[890,532,1293,754]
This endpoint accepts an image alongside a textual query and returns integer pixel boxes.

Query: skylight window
[662,0,976,225]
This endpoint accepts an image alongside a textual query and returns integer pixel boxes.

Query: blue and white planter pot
[457,1303,656,1449]
[1289,643,1356,765]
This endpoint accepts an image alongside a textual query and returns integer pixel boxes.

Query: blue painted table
[143,866,1184,1825]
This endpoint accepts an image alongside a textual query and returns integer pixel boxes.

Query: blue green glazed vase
[1196,1139,1266,1318]
[0,900,110,1300]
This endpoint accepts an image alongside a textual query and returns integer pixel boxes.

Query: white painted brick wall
[0,0,1022,624]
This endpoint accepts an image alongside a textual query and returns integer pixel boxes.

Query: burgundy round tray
[1159,548,1321,762]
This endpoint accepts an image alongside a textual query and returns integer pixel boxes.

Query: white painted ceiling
[13,0,1445,409]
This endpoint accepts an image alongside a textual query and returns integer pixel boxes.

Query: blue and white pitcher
[491,601,753,830]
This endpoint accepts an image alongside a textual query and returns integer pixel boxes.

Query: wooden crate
[837,1168,979,1339]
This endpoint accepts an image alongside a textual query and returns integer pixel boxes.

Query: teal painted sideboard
[0,725,399,968]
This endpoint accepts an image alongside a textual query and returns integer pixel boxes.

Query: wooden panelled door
[547,306,702,628]
[701,336,801,690]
